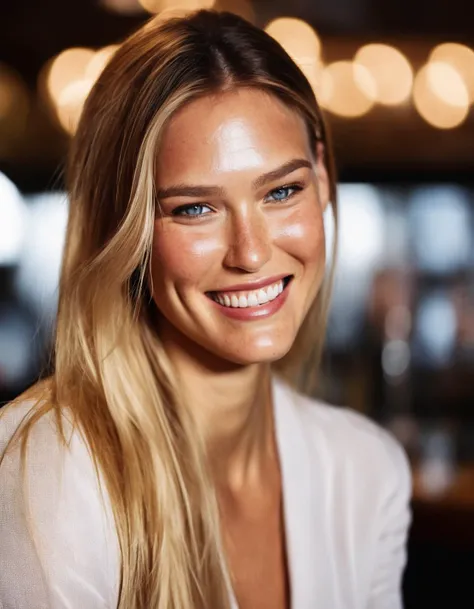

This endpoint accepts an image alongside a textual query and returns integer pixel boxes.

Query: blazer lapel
[227,376,336,609]
[272,376,335,609]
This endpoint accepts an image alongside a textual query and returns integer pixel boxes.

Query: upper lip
[209,274,292,293]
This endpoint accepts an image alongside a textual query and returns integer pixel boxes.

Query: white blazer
[0,377,412,609]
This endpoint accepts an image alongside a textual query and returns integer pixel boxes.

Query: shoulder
[1,395,80,478]
[0,397,120,606]
[274,377,411,501]
[0,392,115,538]
[0,397,101,523]
[0,394,112,516]
[1,380,71,458]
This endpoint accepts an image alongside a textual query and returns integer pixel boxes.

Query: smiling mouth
[206,275,293,309]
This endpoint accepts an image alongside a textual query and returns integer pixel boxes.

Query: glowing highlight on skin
[279,222,306,239]
[214,119,263,173]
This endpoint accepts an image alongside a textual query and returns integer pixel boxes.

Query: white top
[0,377,412,609]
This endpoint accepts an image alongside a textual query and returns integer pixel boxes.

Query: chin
[210,333,295,367]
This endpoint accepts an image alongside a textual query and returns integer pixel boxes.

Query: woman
[0,9,411,609]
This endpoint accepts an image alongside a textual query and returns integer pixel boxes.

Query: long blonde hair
[1,10,338,608]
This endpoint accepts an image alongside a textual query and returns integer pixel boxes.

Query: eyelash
[265,183,304,203]
[171,182,304,218]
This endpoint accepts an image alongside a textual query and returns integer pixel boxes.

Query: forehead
[156,88,312,180]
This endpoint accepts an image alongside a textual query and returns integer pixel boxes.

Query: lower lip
[207,282,291,321]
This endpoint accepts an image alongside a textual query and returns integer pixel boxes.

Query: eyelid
[271,181,304,193]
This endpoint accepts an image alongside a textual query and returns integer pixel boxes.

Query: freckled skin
[151,88,329,366]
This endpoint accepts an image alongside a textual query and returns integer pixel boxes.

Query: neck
[160,324,277,491]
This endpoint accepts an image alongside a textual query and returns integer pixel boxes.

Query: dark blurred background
[1,1,473,607]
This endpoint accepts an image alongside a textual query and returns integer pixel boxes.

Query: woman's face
[151,88,329,366]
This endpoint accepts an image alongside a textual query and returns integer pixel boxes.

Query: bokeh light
[325,184,385,349]
[46,47,95,103]
[85,45,120,81]
[55,79,94,135]
[414,292,457,367]
[409,186,471,274]
[16,192,69,326]
[337,184,385,269]
[426,61,469,107]
[319,61,376,117]
[265,17,321,60]
[101,0,146,14]
[0,172,26,266]
[301,60,326,99]
[139,0,215,13]
[213,0,255,22]
[265,18,323,97]
[382,339,411,378]
[413,62,469,128]
[354,44,413,105]
[42,45,119,135]
[265,17,321,77]
[430,43,474,103]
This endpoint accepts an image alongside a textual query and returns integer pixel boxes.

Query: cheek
[272,202,325,267]
[151,222,223,287]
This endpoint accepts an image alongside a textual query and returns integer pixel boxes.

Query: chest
[220,491,290,609]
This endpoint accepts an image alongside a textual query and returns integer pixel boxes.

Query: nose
[223,206,272,272]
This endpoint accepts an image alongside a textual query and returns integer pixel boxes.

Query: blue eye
[172,203,212,217]
[266,184,303,202]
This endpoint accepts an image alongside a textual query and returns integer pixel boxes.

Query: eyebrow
[156,158,312,200]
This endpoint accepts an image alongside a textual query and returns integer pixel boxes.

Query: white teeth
[213,279,287,308]
[248,293,259,307]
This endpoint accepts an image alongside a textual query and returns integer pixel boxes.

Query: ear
[314,141,331,213]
